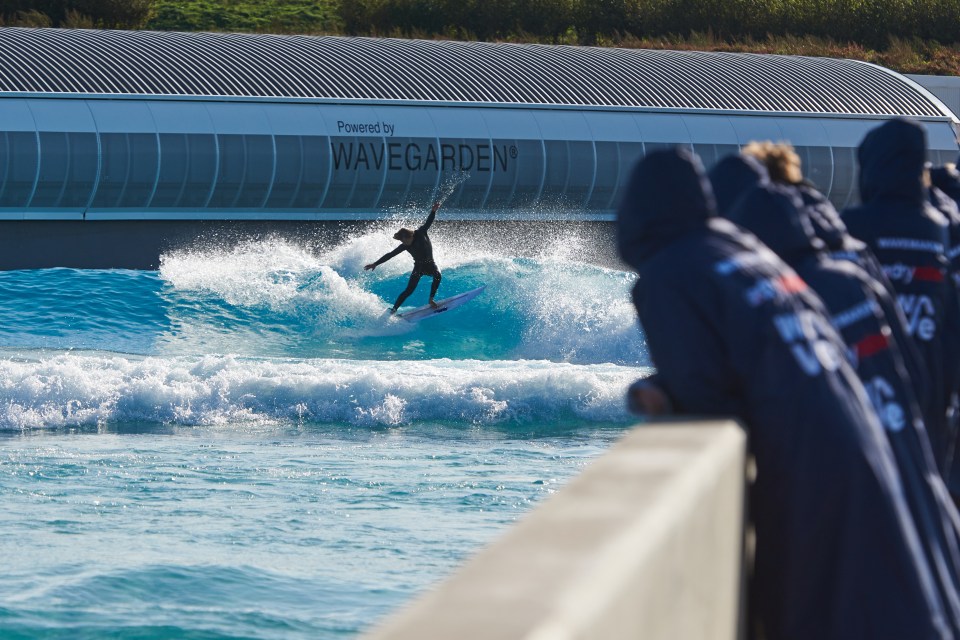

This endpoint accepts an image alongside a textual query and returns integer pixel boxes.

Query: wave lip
[0,351,649,430]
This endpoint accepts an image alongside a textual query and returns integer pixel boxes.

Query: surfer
[364,200,443,314]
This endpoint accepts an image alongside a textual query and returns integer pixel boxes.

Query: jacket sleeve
[373,244,406,266]
[632,275,743,417]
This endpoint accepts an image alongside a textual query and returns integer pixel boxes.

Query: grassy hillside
[2,0,959,75]
[144,0,960,76]
[147,0,341,35]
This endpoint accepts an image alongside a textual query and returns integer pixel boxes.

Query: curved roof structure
[0,27,948,118]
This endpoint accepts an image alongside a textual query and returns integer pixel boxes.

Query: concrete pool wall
[363,420,747,640]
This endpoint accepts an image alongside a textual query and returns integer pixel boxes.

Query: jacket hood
[728,184,822,266]
[930,165,960,204]
[858,118,927,204]
[796,184,848,250]
[707,154,769,216]
[617,148,715,270]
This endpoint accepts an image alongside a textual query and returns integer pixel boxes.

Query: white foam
[0,352,648,430]
[154,230,649,365]
[159,239,405,333]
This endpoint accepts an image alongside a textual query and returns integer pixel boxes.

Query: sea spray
[436,170,471,205]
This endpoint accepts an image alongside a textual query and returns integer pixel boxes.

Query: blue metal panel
[634,112,692,166]
[87,99,156,133]
[583,111,644,142]
[926,121,960,155]
[147,101,216,133]
[635,112,692,144]
[0,99,38,131]
[206,103,274,209]
[534,110,594,140]
[357,106,440,209]
[0,69,955,222]
[264,104,327,136]
[145,104,218,209]
[27,98,96,131]
[0,131,38,208]
[533,111,595,209]
[682,115,740,169]
[681,115,740,144]
[583,112,644,211]
[818,118,877,147]
[728,117,786,145]
[205,102,272,134]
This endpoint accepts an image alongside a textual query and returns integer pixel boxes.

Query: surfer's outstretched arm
[364,245,405,271]
[419,201,440,232]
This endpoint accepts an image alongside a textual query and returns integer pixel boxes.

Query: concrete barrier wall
[362,421,747,640]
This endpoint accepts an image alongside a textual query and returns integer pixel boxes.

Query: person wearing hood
[729,184,960,623]
[927,163,960,291]
[712,144,887,284]
[738,141,933,422]
[619,147,955,640]
[741,141,885,277]
[931,163,960,203]
[928,162,960,500]
[843,118,960,486]
[707,152,770,217]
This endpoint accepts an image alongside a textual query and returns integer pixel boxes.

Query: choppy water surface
[0,222,650,639]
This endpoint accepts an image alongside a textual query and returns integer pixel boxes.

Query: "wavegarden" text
[331,140,514,172]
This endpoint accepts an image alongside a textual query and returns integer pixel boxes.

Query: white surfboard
[395,285,486,322]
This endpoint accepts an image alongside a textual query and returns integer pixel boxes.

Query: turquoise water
[0,223,650,639]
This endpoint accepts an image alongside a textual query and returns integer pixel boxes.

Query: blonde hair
[742,140,803,185]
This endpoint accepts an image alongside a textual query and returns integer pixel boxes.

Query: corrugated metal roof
[0,27,946,117]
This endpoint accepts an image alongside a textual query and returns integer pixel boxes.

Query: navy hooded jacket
[730,185,960,622]
[843,118,960,476]
[618,148,952,640]
[931,164,960,207]
[797,181,934,419]
[709,153,931,411]
[709,154,888,286]
[707,153,769,217]
[927,166,960,498]
[929,167,960,290]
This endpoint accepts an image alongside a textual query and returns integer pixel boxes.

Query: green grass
[144,0,960,75]
[4,0,960,75]
[147,0,342,34]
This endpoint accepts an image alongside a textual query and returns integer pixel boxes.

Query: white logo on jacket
[883,263,915,284]
[773,310,844,376]
[898,294,937,341]
[863,376,906,432]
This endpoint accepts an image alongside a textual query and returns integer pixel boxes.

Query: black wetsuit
[371,208,441,311]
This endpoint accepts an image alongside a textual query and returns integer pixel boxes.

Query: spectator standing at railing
[618,147,958,640]
[842,119,960,493]
[927,163,960,501]
[727,183,960,620]
[733,141,934,445]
